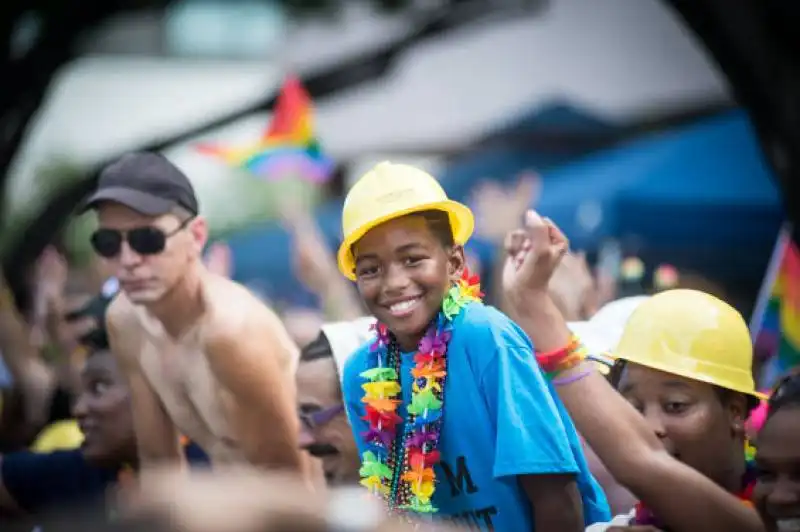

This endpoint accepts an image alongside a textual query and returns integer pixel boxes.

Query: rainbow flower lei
[358,269,483,514]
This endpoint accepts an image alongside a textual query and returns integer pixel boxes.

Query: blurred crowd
[0,153,788,532]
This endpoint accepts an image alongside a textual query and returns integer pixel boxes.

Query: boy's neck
[396,333,424,353]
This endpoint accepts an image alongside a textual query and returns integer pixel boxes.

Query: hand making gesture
[502,210,569,304]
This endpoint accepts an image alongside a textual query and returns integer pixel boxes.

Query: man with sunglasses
[81,152,306,479]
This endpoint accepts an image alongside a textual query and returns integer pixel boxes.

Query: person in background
[501,209,765,532]
[752,371,800,532]
[281,196,364,322]
[296,318,374,485]
[547,250,599,322]
[468,171,541,309]
[82,152,305,478]
[0,290,208,528]
[283,307,327,349]
[0,249,87,452]
[586,290,763,530]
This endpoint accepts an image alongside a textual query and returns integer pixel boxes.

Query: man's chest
[137,336,241,459]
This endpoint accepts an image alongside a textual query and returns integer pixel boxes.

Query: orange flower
[362,397,400,412]
[411,359,446,379]
[402,461,435,486]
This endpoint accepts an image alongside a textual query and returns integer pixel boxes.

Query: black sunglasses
[90,218,193,258]
[299,404,344,431]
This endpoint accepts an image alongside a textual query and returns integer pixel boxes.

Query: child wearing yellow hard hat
[501,210,765,531]
[587,289,764,529]
[337,162,610,528]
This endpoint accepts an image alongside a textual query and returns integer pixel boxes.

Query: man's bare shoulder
[201,275,299,369]
[203,275,284,333]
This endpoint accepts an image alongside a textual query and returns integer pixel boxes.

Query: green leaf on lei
[359,451,392,479]
[400,500,437,513]
[360,367,398,382]
[406,388,442,415]
[442,285,465,320]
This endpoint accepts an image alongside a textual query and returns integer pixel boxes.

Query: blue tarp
[536,109,781,249]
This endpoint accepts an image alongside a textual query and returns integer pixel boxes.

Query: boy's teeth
[390,299,417,312]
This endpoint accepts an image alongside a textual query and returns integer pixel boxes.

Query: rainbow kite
[753,225,800,389]
[196,75,334,184]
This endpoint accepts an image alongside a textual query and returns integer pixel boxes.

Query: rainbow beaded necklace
[358,269,482,514]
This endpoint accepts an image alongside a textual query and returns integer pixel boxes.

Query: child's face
[617,363,747,488]
[352,214,464,351]
[753,406,800,532]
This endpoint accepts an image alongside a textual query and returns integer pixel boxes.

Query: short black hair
[415,209,454,248]
[767,371,800,420]
[299,331,333,363]
[64,291,115,352]
[610,360,759,414]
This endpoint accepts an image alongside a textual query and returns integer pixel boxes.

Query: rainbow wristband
[536,335,588,379]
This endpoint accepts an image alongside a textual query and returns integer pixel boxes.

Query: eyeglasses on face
[299,404,344,431]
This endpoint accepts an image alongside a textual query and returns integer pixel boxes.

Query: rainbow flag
[197,75,334,184]
[753,224,800,389]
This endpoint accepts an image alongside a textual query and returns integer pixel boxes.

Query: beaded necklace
[358,269,482,515]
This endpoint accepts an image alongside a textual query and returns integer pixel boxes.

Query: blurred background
[0,0,786,310]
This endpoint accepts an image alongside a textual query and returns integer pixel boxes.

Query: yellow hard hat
[614,289,765,399]
[337,162,474,280]
[31,420,85,453]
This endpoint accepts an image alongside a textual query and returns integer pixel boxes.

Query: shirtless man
[81,151,304,475]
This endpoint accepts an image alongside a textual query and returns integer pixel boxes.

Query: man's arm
[106,298,182,468]
[204,316,303,472]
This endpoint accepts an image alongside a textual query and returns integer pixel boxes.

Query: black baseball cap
[80,152,199,216]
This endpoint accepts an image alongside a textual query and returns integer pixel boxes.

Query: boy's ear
[448,245,466,282]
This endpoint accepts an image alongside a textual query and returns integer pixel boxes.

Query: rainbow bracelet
[536,335,588,379]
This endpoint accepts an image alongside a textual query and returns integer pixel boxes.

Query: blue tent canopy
[536,110,781,246]
[534,110,781,287]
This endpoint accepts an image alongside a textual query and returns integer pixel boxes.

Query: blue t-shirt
[342,303,610,530]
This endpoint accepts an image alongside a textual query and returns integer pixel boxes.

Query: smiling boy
[337,162,610,530]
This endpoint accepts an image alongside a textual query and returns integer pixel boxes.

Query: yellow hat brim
[337,199,474,281]
[613,354,768,401]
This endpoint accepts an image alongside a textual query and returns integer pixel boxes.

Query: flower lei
[358,269,482,514]
[633,441,758,528]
